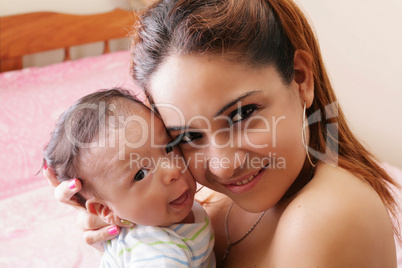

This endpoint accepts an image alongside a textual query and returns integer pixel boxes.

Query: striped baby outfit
[100,201,215,267]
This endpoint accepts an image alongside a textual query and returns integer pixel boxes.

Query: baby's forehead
[95,98,167,146]
[108,97,150,116]
[107,98,164,130]
[78,112,167,177]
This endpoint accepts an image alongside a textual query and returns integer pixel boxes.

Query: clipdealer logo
[63,101,339,168]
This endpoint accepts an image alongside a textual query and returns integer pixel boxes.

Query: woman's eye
[134,169,149,182]
[179,132,203,144]
[168,132,203,146]
[228,104,258,124]
[165,144,174,154]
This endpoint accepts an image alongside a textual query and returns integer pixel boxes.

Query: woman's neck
[280,160,315,201]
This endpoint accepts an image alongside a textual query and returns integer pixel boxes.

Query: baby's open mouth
[170,191,190,206]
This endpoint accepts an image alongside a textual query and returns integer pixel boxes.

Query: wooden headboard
[0,8,137,72]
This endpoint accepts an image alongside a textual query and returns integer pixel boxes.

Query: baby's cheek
[185,161,209,187]
[189,165,206,185]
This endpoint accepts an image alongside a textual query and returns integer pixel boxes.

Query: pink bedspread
[0,51,401,267]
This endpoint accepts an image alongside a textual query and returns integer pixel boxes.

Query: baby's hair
[43,88,146,207]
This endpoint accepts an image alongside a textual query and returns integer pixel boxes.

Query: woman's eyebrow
[214,90,262,117]
[166,90,262,131]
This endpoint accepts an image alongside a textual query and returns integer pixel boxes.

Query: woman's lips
[223,163,269,194]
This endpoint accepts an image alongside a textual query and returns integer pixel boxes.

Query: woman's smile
[223,164,269,194]
[227,162,270,186]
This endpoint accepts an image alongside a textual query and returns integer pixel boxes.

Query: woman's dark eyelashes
[165,142,175,154]
[168,132,202,146]
[179,132,203,143]
[228,104,259,124]
[134,169,149,182]
[166,105,260,146]
[166,135,182,152]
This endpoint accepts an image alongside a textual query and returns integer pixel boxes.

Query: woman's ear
[86,198,121,226]
[293,50,314,108]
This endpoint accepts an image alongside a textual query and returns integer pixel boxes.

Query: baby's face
[81,105,196,226]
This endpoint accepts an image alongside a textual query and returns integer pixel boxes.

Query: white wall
[297,0,402,168]
[1,0,401,168]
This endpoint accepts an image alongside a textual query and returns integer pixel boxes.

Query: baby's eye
[134,169,149,182]
[228,104,258,124]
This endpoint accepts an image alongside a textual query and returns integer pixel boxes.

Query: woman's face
[148,54,308,212]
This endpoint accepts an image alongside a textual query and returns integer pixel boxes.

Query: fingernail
[108,226,119,235]
[68,179,77,189]
[120,220,133,227]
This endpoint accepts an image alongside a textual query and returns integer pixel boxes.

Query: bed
[0,9,142,267]
[0,8,401,268]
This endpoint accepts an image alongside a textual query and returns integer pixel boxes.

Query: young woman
[45,0,399,266]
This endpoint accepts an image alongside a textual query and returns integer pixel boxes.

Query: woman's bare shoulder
[269,163,397,267]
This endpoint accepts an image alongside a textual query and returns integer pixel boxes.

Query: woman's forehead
[148,54,283,124]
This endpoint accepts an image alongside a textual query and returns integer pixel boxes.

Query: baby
[43,88,215,267]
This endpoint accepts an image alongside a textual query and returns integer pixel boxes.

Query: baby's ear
[85,198,121,226]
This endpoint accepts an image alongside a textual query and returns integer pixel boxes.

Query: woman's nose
[206,146,246,179]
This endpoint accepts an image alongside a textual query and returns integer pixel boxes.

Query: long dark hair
[130,0,400,238]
